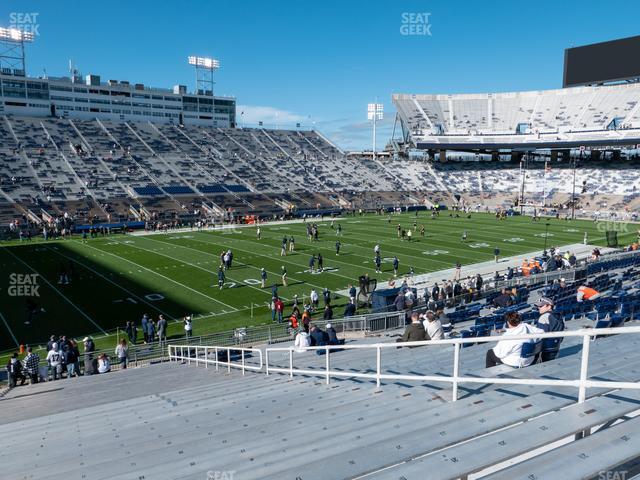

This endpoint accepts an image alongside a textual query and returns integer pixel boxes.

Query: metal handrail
[167,345,263,375]
[264,326,640,403]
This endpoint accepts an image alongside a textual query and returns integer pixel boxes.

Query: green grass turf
[0,211,635,359]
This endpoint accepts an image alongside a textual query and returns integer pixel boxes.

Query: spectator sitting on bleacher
[396,313,426,346]
[534,297,565,362]
[325,323,345,345]
[492,288,514,308]
[97,353,111,374]
[294,329,311,352]
[576,285,600,302]
[485,312,544,368]
[309,325,328,346]
[421,311,444,340]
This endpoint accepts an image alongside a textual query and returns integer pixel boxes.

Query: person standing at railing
[274,297,285,323]
[301,308,312,332]
[115,339,129,369]
[157,315,167,346]
[83,336,96,375]
[46,343,63,381]
[125,321,134,345]
[310,289,319,310]
[184,316,193,339]
[323,304,333,321]
[486,312,544,368]
[344,300,356,317]
[63,341,79,378]
[141,314,149,344]
[147,319,156,344]
[22,347,40,384]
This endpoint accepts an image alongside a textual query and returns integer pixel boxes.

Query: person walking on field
[217,266,225,290]
[261,268,267,288]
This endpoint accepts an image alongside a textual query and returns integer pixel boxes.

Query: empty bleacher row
[2,253,640,478]
[3,114,640,228]
[2,315,639,479]
[0,115,423,224]
[394,82,640,137]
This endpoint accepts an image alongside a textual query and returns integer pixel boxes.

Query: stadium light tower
[188,55,220,96]
[368,101,383,161]
[0,27,34,75]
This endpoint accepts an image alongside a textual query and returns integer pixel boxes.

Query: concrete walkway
[337,242,618,295]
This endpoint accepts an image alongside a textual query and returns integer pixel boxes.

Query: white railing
[168,345,263,375]
[265,326,640,403]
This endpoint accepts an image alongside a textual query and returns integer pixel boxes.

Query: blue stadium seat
[460,329,475,348]
[609,313,625,328]
[519,341,542,368]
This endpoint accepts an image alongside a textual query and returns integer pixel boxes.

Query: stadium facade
[393,83,640,152]
[0,70,236,127]
[393,35,640,155]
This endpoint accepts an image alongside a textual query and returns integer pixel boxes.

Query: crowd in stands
[5,337,134,387]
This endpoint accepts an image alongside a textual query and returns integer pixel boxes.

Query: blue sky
[2,0,639,150]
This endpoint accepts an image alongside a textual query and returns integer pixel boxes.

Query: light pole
[572,148,583,220]
[188,55,220,96]
[519,153,528,215]
[543,222,550,255]
[368,101,383,162]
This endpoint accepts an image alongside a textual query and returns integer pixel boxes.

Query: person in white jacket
[485,312,544,368]
[294,330,311,353]
[421,311,444,340]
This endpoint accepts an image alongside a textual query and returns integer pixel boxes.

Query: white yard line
[0,311,19,347]
[139,234,334,294]
[82,242,238,312]
[116,236,289,301]
[190,231,358,282]
[45,246,175,320]
[1,246,107,335]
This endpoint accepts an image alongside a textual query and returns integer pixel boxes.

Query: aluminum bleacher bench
[482,414,640,480]
[366,389,640,479]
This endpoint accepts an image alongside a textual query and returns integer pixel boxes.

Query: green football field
[0,212,635,354]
